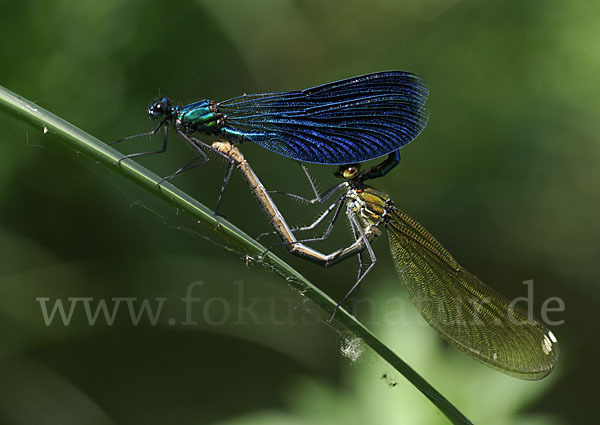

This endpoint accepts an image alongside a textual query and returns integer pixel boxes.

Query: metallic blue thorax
[176,100,222,134]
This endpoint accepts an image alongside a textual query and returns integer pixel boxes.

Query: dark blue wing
[218,71,429,164]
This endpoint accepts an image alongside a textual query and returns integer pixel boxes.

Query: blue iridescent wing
[218,71,429,164]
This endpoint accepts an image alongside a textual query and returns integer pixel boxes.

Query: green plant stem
[0,85,472,425]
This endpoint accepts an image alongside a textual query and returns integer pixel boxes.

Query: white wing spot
[542,335,553,355]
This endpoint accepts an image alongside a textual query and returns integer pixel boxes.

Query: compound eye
[342,165,359,179]
[148,101,165,118]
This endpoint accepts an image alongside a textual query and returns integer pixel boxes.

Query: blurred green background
[0,0,597,424]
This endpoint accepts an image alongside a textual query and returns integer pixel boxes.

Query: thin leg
[182,133,251,219]
[255,198,339,241]
[329,213,377,321]
[267,162,320,204]
[300,162,321,200]
[262,194,347,256]
[295,195,347,243]
[110,120,165,145]
[270,181,346,205]
[350,219,364,314]
[114,123,170,165]
[214,160,235,217]
[176,132,240,216]
[180,133,235,163]
[352,252,365,312]
[350,220,364,283]
[290,201,340,233]
[268,162,346,204]
[157,154,210,185]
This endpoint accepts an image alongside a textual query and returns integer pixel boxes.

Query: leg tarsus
[114,123,170,166]
[214,160,235,217]
[110,120,165,146]
[299,162,321,200]
[262,194,347,255]
[175,132,239,219]
[269,162,346,204]
[255,202,336,242]
[269,182,346,205]
[327,213,377,322]
[156,153,210,186]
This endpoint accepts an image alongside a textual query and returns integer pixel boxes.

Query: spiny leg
[110,120,165,146]
[178,132,222,159]
[270,181,347,205]
[350,218,365,283]
[112,121,169,164]
[260,194,347,258]
[287,193,347,243]
[142,129,214,185]
[350,219,365,314]
[299,162,321,201]
[292,201,342,233]
[157,153,210,185]
[260,180,346,241]
[329,213,377,321]
[214,160,235,217]
[260,168,346,242]
[176,132,239,217]
[270,162,346,205]
[349,250,367,316]
[255,197,340,241]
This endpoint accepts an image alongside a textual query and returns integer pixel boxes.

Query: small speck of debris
[43,126,49,134]
[381,372,398,388]
[244,255,255,267]
[340,336,364,362]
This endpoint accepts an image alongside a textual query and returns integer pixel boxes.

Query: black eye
[149,102,164,118]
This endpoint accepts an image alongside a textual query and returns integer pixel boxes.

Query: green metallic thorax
[175,100,224,134]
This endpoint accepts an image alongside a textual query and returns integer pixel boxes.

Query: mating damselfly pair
[112,71,559,380]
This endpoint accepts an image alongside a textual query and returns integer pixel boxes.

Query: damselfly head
[148,97,174,120]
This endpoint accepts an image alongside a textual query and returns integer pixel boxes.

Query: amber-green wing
[387,208,559,379]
